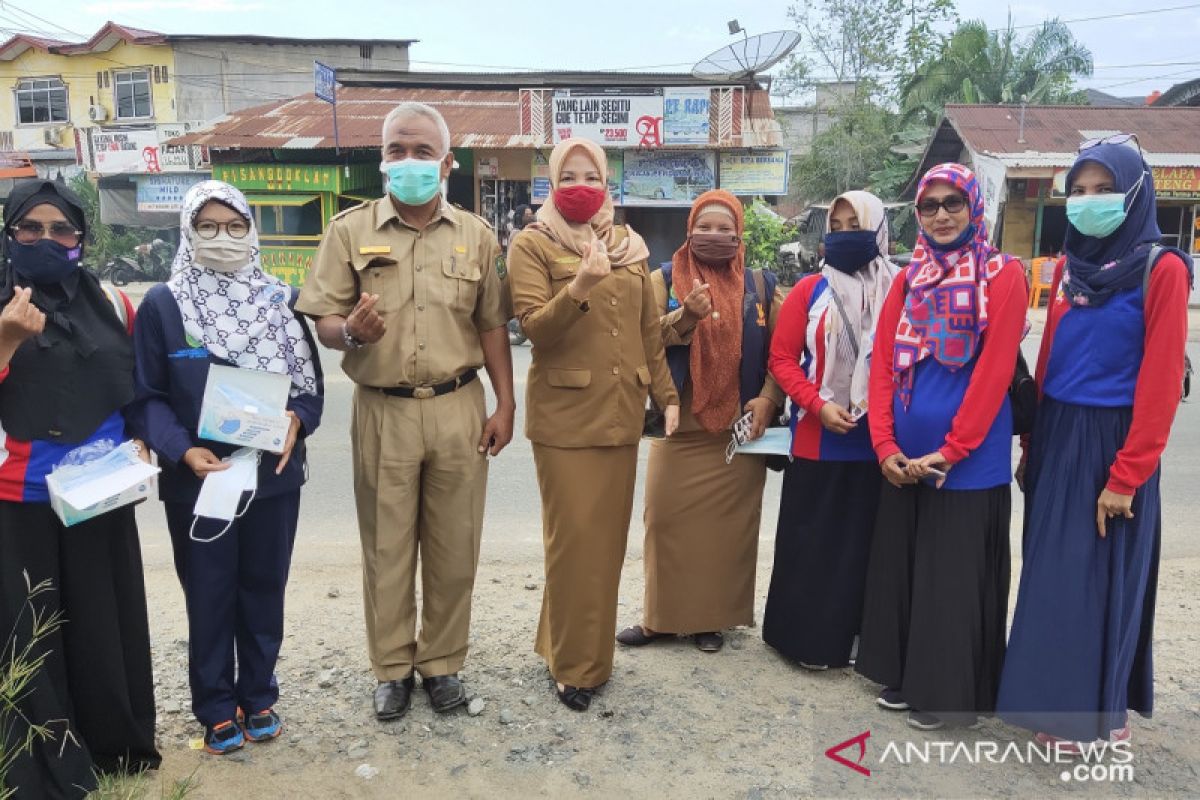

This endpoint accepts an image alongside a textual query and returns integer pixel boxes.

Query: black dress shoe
[423,674,467,713]
[373,675,415,721]
[555,684,594,712]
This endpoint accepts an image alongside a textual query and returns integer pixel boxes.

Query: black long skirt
[855,481,1011,722]
[762,458,882,667]
[0,501,160,800]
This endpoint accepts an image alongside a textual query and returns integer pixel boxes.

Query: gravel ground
[139,545,1200,799]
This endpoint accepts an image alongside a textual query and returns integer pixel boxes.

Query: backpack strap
[101,284,129,331]
[751,268,768,326]
[1142,244,1163,302]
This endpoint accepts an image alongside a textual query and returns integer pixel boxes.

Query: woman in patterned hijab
[128,179,324,756]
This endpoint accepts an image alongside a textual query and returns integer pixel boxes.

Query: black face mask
[823,229,880,274]
[7,237,81,284]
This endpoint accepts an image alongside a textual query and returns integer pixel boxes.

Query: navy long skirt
[997,397,1159,742]
[762,458,882,667]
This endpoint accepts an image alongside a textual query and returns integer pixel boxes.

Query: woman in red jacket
[855,163,1027,731]
[762,190,897,669]
[997,137,1191,748]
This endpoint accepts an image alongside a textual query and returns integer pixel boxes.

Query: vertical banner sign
[551,88,664,147]
[663,88,711,145]
[314,61,339,154]
[972,154,1007,243]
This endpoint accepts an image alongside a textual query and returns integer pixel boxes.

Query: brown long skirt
[642,430,766,633]
[533,443,639,688]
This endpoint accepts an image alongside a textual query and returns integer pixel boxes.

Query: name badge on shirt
[553,256,581,264]
[359,245,391,255]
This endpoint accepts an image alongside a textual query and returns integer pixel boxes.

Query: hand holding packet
[46,440,159,527]
[198,364,291,453]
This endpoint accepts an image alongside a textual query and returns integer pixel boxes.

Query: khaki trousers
[352,381,487,681]
[533,443,639,688]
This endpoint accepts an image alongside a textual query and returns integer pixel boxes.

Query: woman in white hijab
[761,190,896,669]
[128,180,323,756]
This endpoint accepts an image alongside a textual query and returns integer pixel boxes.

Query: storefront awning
[245,193,319,207]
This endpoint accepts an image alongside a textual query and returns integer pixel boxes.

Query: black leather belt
[376,369,477,399]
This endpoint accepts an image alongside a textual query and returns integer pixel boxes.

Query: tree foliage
[68,173,146,269]
[901,17,1093,125]
[743,202,796,271]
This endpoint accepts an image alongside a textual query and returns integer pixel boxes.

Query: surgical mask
[381,158,443,206]
[193,232,253,274]
[823,229,880,274]
[926,223,976,252]
[8,238,80,284]
[689,233,741,265]
[1066,177,1143,238]
[191,448,260,543]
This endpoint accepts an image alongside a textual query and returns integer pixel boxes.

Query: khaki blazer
[507,227,679,447]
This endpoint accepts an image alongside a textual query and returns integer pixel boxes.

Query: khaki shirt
[296,197,511,387]
[508,228,679,448]
[650,269,786,434]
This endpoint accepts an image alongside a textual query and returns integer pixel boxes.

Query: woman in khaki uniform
[507,138,679,711]
[617,190,785,653]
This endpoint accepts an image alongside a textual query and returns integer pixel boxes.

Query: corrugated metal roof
[944,104,1200,157]
[170,86,777,151]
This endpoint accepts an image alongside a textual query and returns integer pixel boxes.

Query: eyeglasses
[916,195,968,218]
[11,220,82,247]
[1079,133,1143,157]
[194,219,250,239]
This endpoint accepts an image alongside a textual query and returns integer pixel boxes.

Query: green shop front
[213,163,379,286]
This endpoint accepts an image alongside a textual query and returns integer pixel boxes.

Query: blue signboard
[314,61,336,104]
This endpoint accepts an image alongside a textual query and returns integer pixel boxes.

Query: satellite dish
[691,30,801,81]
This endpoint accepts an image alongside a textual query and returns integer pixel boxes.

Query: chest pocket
[352,254,401,313]
[548,258,580,287]
[442,253,482,313]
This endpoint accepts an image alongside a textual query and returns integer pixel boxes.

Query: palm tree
[901,16,1093,124]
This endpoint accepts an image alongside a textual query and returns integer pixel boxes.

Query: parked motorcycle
[99,239,174,285]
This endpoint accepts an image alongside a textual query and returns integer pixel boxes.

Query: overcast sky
[7,1,1199,102]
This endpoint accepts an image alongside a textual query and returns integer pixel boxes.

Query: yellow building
[0,23,177,178]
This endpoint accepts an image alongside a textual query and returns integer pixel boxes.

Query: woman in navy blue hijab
[997,137,1193,749]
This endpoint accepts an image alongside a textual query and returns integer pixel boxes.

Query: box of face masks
[45,441,160,527]
[198,364,291,454]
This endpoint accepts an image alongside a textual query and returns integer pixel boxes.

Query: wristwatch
[341,322,365,350]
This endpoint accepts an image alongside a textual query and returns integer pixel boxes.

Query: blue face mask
[7,237,81,284]
[381,158,443,206]
[1066,171,1145,239]
[823,229,881,274]
[926,223,976,252]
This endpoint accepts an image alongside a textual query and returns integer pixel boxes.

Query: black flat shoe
[694,632,724,652]
[373,675,415,721]
[616,625,672,646]
[423,674,467,713]
[555,684,594,712]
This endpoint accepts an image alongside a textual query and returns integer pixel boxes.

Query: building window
[96,71,104,88]
[161,65,169,83]
[114,69,153,119]
[359,45,373,61]
[15,77,68,124]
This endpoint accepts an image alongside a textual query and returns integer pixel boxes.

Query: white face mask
[191,448,259,542]
[193,231,253,274]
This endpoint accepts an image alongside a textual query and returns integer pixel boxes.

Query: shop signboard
[663,88,711,145]
[551,88,664,148]
[622,151,715,206]
[718,150,790,196]
[89,124,200,174]
[214,163,376,195]
[136,173,206,212]
[1153,167,1200,200]
[259,246,317,287]
[531,150,623,204]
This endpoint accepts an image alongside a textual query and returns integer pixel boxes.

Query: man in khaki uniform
[297,102,514,720]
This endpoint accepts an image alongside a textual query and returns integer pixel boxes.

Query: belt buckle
[413,386,436,400]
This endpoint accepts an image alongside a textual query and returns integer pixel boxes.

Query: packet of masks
[724,412,794,464]
[46,440,159,527]
[198,364,291,453]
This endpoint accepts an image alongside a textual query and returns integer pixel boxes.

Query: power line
[0,1,85,39]
[1007,2,1200,30]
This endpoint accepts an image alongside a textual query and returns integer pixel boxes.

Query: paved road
[134,334,1200,569]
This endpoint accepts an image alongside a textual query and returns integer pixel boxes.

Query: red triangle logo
[825,730,871,777]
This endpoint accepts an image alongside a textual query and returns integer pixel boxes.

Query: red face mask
[554,184,607,224]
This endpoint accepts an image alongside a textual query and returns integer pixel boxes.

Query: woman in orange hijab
[617,190,785,653]
[507,138,679,711]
